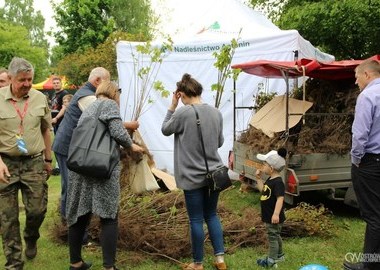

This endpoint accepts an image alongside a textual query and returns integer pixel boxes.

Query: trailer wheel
[344,186,358,208]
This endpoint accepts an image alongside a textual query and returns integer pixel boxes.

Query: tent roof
[232,55,380,80]
[32,78,50,90]
[33,75,72,90]
[154,0,280,42]
[117,0,337,174]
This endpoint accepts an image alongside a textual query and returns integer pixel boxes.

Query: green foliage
[0,0,48,48]
[247,0,287,21]
[52,0,155,57]
[212,32,242,108]
[129,38,173,120]
[254,91,277,111]
[0,0,49,80]
[109,0,155,40]
[248,0,380,60]
[53,0,115,55]
[277,0,380,59]
[49,45,66,68]
[285,202,336,237]
[0,19,49,82]
[54,31,144,86]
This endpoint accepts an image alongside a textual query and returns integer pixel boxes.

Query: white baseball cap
[256,150,286,171]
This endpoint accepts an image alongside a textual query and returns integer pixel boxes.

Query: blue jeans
[184,187,225,263]
[55,152,68,218]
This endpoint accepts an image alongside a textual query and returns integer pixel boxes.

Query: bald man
[52,67,111,220]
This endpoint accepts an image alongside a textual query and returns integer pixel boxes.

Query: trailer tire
[344,186,358,208]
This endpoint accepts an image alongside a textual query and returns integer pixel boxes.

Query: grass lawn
[0,175,366,270]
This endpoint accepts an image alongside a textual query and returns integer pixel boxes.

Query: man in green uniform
[0,57,53,270]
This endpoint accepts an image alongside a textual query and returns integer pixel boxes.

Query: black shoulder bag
[67,100,120,179]
[192,105,232,191]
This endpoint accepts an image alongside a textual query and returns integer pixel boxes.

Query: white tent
[116,0,334,174]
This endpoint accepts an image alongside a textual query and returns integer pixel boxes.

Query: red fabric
[232,55,380,80]
[42,77,55,90]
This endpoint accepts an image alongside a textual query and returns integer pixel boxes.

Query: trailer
[229,57,367,207]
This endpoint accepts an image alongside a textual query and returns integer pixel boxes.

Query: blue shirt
[351,78,380,165]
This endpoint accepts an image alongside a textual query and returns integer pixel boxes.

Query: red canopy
[232,55,380,80]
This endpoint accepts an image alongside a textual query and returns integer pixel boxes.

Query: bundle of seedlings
[282,202,336,238]
[222,207,268,253]
[116,191,191,258]
[238,78,358,155]
[52,190,336,261]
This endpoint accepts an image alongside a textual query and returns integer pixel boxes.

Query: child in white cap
[255,148,287,268]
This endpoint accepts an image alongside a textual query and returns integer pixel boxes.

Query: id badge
[16,135,28,154]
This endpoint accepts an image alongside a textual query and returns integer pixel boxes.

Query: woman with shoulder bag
[161,73,227,270]
[66,81,144,270]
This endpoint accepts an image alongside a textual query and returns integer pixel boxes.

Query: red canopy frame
[230,55,380,141]
[232,55,380,80]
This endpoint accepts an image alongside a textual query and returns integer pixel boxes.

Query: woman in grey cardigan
[161,73,227,270]
[66,81,143,270]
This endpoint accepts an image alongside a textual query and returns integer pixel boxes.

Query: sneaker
[343,261,370,270]
[52,168,60,175]
[275,253,285,262]
[257,257,278,268]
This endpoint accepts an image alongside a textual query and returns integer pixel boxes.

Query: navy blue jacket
[52,82,96,156]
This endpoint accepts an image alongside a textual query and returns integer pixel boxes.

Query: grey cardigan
[161,104,224,190]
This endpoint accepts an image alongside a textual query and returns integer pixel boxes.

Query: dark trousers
[54,152,68,218]
[352,154,380,270]
[266,223,283,260]
[68,213,118,268]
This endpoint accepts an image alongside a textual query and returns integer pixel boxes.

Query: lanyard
[10,98,29,136]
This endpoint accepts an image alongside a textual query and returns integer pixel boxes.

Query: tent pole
[293,50,299,91]
[280,69,290,145]
[233,79,236,142]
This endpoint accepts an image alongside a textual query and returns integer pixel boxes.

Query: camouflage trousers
[0,156,48,270]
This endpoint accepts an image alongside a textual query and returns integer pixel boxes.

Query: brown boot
[213,261,227,270]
